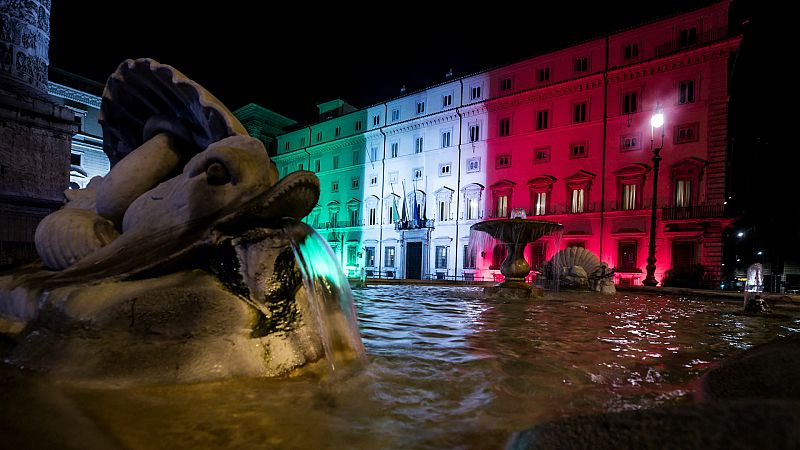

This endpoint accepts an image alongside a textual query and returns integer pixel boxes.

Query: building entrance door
[406,242,422,279]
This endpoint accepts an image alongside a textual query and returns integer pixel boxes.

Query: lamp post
[643,107,665,286]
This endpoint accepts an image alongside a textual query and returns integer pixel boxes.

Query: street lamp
[643,106,665,286]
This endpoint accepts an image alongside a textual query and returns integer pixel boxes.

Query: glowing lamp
[650,112,664,128]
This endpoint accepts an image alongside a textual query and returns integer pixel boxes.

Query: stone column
[1,0,75,269]
[0,0,51,92]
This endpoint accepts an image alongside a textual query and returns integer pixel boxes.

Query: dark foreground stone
[507,400,800,450]
[700,334,800,401]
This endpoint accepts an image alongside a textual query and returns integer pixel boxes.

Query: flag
[392,195,399,223]
[400,193,407,222]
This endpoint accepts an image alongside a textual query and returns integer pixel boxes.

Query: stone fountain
[470,208,563,298]
[0,59,364,385]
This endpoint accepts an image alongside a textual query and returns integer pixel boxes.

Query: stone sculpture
[545,247,616,294]
[0,59,363,384]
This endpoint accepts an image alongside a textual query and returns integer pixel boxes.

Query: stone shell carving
[34,208,119,270]
[549,246,602,275]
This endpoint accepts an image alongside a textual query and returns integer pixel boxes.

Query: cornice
[47,82,101,109]
[383,112,460,135]
[606,37,742,86]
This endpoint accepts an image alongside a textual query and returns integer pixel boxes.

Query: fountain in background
[0,59,364,384]
[744,262,770,313]
[469,208,563,298]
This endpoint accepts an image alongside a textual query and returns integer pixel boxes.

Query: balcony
[661,204,726,221]
[395,219,435,230]
[325,221,361,229]
[654,26,728,58]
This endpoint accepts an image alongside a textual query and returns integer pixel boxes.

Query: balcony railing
[654,26,728,58]
[325,220,361,229]
[661,204,726,221]
[395,218,435,230]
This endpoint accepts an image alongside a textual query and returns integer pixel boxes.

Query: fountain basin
[471,218,563,298]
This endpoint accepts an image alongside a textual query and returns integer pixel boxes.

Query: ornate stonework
[0,0,50,92]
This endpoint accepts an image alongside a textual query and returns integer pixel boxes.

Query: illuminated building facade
[273,1,740,285]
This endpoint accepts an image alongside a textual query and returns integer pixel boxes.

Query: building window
[368,207,377,225]
[463,245,476,269]
[438,199,450,221]
[329,210,339,227]
[617,240,638,272]
[365,247,376,266]
[466,197,479,220]
[413,167,423,180]
[533,146,550,164]
[316,131,322,142]
[574,56,588,74]
[496,154,511,169]
[624,43,639,61]
[370,147,378,162]
[496,194,509,218]
[675,122,699,144]
[467,157,481,173]
[678,80,695,104]
[622,91,638,114]
[499,118,510,137]
[471,85,481,100]
[370,175,378,186]
[573,102,587,123]
[535,109,549,130]
[333,155,339,169]
[350,209,359,226]
[284,142,290,151]
[442,94,452,108]
[435,246,448,269]
[300,137,306,146]
[391,108,400,121]
[500,77,512,91]
[389,171,398,183]
[529,242,546,271]
[352,151,361,165]
[415,137,424,153]
[70,153,81,166]
[570,188,585,213]
[373,114,381,126]
[441,130,451,148]
[621,134,641,151]
[533,192,547,216]
[672,241,697,271]
[332,181,339,192]
[538,67,550,82]
[491,246,507,269]
[570,142,587,159]
[385,246,396,267]
[388,142,398,158]
[679,27,697,48]
[298,163,304,171]
[469,124,480,142]
[314,159,321,172]
[335,126,341,137]
[439,163,451,177]
[416,101,425,114]
[311,210,320,228]
[621,183,637,210]
[355,120,362,131]
[347,246,358,265]
[675,179,692,207]
[351,177,360,189]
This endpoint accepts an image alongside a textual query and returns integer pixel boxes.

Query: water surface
[3,287,798,449]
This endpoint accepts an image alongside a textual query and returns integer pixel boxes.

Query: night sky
[49,2,792,256]
[50,0,729,123]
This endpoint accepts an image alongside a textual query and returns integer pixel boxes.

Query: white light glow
[737,232,744,238]
[650,112,664,128]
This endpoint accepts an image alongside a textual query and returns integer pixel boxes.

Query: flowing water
[2,287,799,450]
